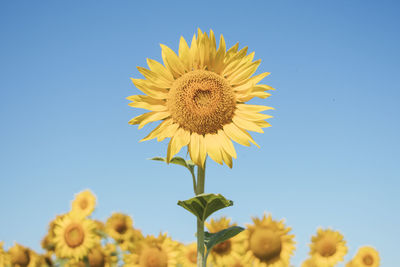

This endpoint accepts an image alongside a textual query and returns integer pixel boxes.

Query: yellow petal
[198,134,207,167]
[225,43,239,61]
[189,132,201,166]
[233,116,264,133]
[223,123,250,147]
[233,72,270,88]
[179,36,192,71]
[235,109,273,121]
[205,134,223,165]
[140,119,172,142]
[217,130,237,159]
[157,123,179,141]
[137,67,172,88]
[128,111,170,129]
[229,60,261,85]
[223,52,255,78]
[237,104,274,112]
[127,95,167,111]
[146,58,174,82]
[160,44,186,78]
[130,78,168,99]
[254,120,272,128]
[166,128,190,163]
[190,34,200,70]
[221,149,233,168]
[213,34,226,73]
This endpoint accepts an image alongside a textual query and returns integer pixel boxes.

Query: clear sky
[0,1,399,266]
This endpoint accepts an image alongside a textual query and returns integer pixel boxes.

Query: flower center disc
[79,199,88,210]
[114,220,128,234]
[64,223,85,248]
[187,250,197,263]
[11,248,30,267]
[88,248,105,267]
[213,240,232,255]
[249,228,282,262]
[168,70,236,135]
[363,254,374,265]
[140,247,168,267]
[317,239,337,257]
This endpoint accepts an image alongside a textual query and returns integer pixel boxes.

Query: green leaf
[149,156,195,176]
[177,193,233,221]
[204,226,244,261]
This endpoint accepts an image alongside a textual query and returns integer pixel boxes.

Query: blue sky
[0,0,399,266]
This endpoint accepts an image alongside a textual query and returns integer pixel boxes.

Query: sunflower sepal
[204,225,244,262]
[177,193,233,222]
[150,156,196,175]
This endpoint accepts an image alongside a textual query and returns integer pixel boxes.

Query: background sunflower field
[1,0,399,266]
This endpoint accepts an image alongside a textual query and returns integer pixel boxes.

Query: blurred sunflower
[309,228,347,267]
[70,189,97,219]
[0,242,10,267]
[205,217,244,266]
[8,243,38,267]
[119,228,145,252]
[300,258,318,267]
[42,214,66,253]
[177,242,197,267]
[346,246,380,267]
[223,253,253,267]
[53,214,98,260]
[123,233,180,267]
[244,214,295,267]
[127,29,274,168]
[105,212,134,242]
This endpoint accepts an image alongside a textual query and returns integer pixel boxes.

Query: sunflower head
[128,29,274,168]
[105,212,133,242]
[244,213,295,267]
[119,228,145,252]
[0,242,11,267]
[53,214,98,260]
[309,228,348,266]
[70,189,97,219]
[123,233,180,267]
[177,242,197,267]
[347,246,380,267]
[8,243,39,267]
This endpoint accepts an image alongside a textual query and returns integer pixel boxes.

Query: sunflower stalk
[196,162,206,267]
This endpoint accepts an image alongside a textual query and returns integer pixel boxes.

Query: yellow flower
[127,29,274,168]
[53,214,98,260]
[105,212,134,242]
[222,253,253,267]
[177,242,197,267]
[205,217,245,266]
[8,243,39,267]
[42,214,66,253]
[300,258,318,267]
[123,233,180,267]
[309,228,348,267]
[346,246,380,267]
[119,228,145,252]
[70,189,97,219]
[244,213,295,267]
[0,242,10,267]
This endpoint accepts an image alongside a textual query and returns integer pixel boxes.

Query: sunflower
[300,258,318,267]
[127,29,274,168]
[309,228,347,267]
[222,253,253,267]
[205,217,245,266]
[42,214,66,253]
[0,242,10,267]
[119,228,145,252]
[105,212,134,242]
[8,243,38,267]
[123,233,180,267]
[244,213,295,267]
[177,242,197,267]
[346,246,380,267]
[53,214,98,260]
[70,189,97,219]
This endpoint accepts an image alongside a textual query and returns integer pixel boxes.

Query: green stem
[196,161,206,267]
